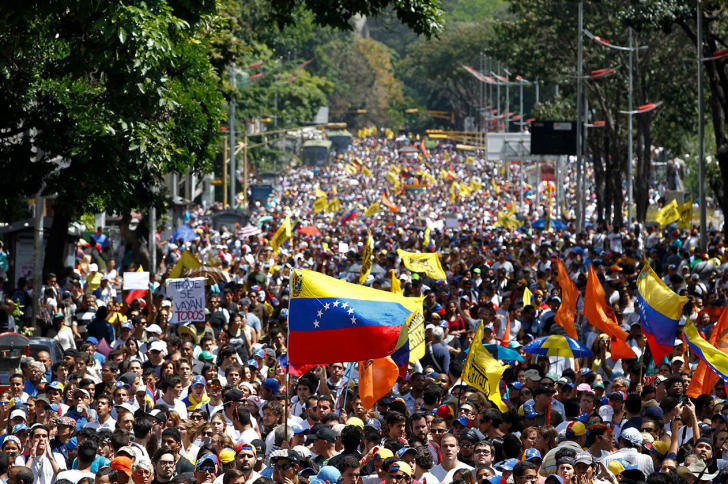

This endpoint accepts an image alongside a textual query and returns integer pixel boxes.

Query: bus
[301,139,332,166]
[327,130,353,154]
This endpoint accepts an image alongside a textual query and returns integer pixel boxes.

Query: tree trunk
[635,112,652,223]
[43,207,71,279]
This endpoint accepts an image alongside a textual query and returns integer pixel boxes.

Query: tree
[316,35,406,128]
[490,0,699,228]
[398,21,495,127]
[0,1,227,274]
[624,1,728,237]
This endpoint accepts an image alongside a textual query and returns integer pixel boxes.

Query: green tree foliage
[0,1,226,217]
[399,21,495,123]
[316,35,406,128]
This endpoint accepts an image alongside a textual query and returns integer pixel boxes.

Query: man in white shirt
[156,375,188,420]
[24,424,67,484]
[85,395,116,431]
[430,434,474,482]
[56,439,96,483]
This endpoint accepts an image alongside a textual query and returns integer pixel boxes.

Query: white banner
[166,277,206,324]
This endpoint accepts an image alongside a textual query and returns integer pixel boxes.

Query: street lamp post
[576,0,584,233]
[228,64,237,209]
[697,0,706,251]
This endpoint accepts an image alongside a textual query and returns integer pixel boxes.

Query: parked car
[0,332,63,391]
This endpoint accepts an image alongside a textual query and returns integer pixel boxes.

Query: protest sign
[166,277,206,324]
[123,272,149,290]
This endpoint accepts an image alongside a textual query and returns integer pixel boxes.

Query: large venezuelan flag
[636,262,688,364]
[683,319,728,384]
[288,269,421,365]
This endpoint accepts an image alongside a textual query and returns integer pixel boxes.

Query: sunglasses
[431,429,446,434]
[198,466,216,473]
[390,474,410,482]
[275,462,293,471]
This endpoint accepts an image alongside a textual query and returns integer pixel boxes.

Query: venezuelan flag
[145,385,156,410]
[288,270,421,365]
[637,262,688,364]
[683,319,728,384]
[341,208,358,226]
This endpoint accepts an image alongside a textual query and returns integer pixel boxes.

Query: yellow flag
[466,155,474,164]
[656,199,680,226]
[326,198,341,213]
[169,250,202,279]
[397,249,447,280]
[359,232,373,285]
[365,202,381,217]
[444,151,450,161]
[315,188,326,198]
[469,180,482,192]
[344,164,357,175]
[313,197,327,212]
[270,215,292,255]
[361,166,373,177]
[492,178,500,194]
[450,182,458,203]
[523,287,533,307]
[385,128,394,140]
[386,171,398,185]
[407,305,426,362]
[391,271,401,294]
[677,199,693,229]
[462,321,509,412]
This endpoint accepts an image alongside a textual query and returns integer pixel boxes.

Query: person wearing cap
[529,385,562,427]
[270,449,301,484]
[431,433,474,482]
[49,416,77,462]
[608,458,645,482]
[311,426,337,467]
[385,461,413,484]
[183,375,210,411]
[194,453,219,484]
[601,427,653,476]
[232,443,261,484]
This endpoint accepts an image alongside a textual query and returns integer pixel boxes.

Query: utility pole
[228,64,237,209]
[698,0,707,250]
[222,136,229,207]
[627,27,634,226]
[149,205,156,273]
[575,0,584,233]
[32,188,44,324]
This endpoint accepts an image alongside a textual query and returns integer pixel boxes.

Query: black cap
[313,426,336,443]
[460,429,480,443]
[533,385,557,396]
[271,449,300,464]
[251,439,266,457]
[223,389,244,402]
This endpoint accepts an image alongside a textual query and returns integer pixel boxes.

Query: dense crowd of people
[0,133,726,484]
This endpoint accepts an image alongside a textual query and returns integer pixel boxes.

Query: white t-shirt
[56,469,96,484]
[431,462,474,483]
[26,452,68,484]
[85,416,116,431]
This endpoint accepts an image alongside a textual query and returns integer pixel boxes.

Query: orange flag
[687,304,728,397]
[554,258,578,339]
[501,317,511,347]
[359,357,399,409]
[382,191,399,212]
[584,265,636,358]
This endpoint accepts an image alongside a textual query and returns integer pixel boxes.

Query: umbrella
[532,218,567,230]
[523,335,592,358]
[345,263,387,276]
[483,344,525,362]
[256,216,273,225]
[298,225,322,237]
[172,224,198,243]
[183,266,230,285]
[238,225,262,238]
